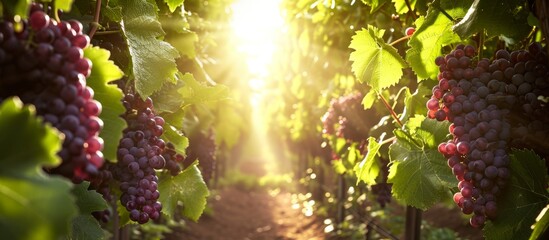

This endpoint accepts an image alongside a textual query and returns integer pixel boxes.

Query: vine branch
[88,0,102,39]
[404,0,416,21]
[390,35,411,46]
[376,90,403,128]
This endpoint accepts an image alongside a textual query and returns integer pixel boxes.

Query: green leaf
[120,0,180,98]
[530,205,549,240]
[71,182,109,214]
[55,0,73,12]
[361,90,377,110]
[406,0,471,80]
[388,117,454,209]
[178,73,231,107]
[0,97,61,173]
[68,182,108,240]
[392,0,415,14]
[483,149,549,240]
[333,160,347,175]
[158,164,209,221]
[453,0,531,43]
[70,215,106,240]
[162,123,189,156]
[355,137,381,185]
[0,97,78,240]
[102,4,123,22]
[402,84,432,121]
[349,25,407,91]
[85,46,125,161]
[151,73,186,113]
[362,0,389,13]
[414,117,451,148]
[164,0,185,12]
[214,104,245,149]
[167,31,198,59]
[2,0,31,18]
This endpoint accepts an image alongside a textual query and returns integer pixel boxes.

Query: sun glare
[230,0,286,174]
[231,0,283,85]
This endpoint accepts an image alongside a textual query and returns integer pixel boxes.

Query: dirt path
[169,187,326,240]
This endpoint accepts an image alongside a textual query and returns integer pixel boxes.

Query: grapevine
[322,92,375,143]
[185,130,217,186]
[428,43,549,227]
[0,4,103,182]
[2,0,549,239]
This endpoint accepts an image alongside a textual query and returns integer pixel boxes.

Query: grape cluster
[322,92,374,143]
[89,166,114,223]
[112,94,165,224]
[427,43,549,227]
[163,142,185,176]
[0,4,103,181]
[370,164,392,208]
[185,131,217,185]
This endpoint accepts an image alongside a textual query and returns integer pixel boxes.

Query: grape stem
[88,0,102,39]
[478,30,485,59]
[390,35,411,46]
[94,30,122,35]
[375,91,422,147]
[376,90,403,128]
[432,1,454,22]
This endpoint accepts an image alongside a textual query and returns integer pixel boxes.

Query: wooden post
[404,206,422,240]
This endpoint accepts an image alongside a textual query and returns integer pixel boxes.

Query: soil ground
[170,187,326,240]
[167,157,484,240]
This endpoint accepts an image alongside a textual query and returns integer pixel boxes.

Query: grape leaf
[164,0,185,13]
[70,215,106,240]
[151,72,188,113]
[483,149,549,240]
[453,0,530,43]
[120,0,180,98]
[349,25,407,91]
[1,0,31,18]
[158,163,209,221]
[0,97,78,240]
[388,117,454,209]
[85,46,125,161]
[55,0,74,11]
[361,0,389,13]
[162,123,189,156]
[102,3,123,22]
[530,205,549,240]
[361,90,377,110]
[355,137,381,185]
[178,73,231,107]
[406,0,472,80]
[333,160,348,175]
[71,182,109,214]
[214,104,245,149]
[401,84,432,122]
[68,182,108,239]
[392,0,415,14]
[0,98,61,173]
[167,31,198,59]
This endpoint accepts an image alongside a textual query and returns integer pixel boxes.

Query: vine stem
[94,30,122,35]
[88,0,102,39]
[379,136,397,146]
[390,35,411,46]
[376,90,403,128]
[375,91,422,147]
[478,29,485,59]
[404,0,416,21]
